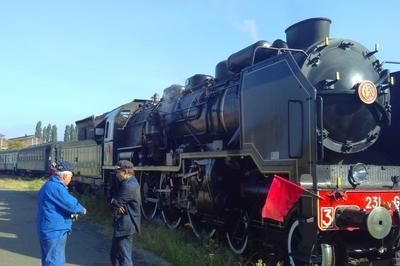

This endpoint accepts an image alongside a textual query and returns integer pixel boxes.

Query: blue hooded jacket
[37,175,85,240]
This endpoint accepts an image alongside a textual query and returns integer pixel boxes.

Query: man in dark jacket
[110,160,141,266]
[37,161,87,266]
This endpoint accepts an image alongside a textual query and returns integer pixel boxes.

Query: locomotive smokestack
[285,17,331,50]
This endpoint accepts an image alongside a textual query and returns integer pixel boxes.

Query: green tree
[69,124,75,141]
[73,126,78,140]
[64,125,70,142]
[35,121,42,139]
[46,123,52,143]
[42,126,47,143]
[51,125,57,142]
[8,140,26,149]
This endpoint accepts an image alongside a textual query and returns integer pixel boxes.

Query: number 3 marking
[321,207,334,229]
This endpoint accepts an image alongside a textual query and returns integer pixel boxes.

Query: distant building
[0,134,7,150]
[8,134,42,147]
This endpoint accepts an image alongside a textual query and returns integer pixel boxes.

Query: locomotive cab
[96,99,148,169]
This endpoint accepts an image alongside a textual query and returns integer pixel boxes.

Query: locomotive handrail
[316,90,356,95]
[316,89,386,95]
[317,96,324,162]
[251,45,309,65]
[380,61,400,65]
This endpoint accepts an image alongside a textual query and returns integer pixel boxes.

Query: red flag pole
[273,175,323,200]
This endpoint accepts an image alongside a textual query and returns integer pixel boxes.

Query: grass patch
[0,176,46,191]
[73,192,114,235]
[137,222,241,266]
[74,192,242,266]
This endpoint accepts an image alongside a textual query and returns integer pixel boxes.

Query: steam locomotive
[1,17,399,265]
[109,17,399,265]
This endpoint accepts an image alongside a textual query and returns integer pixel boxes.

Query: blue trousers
[39,233,67,266]
[110,235,133,266]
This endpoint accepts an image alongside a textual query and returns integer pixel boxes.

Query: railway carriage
[0,149,18,173]
[15,143,53,176]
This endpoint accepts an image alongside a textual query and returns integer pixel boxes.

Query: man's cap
[116,160,134,170]
[56,161,75,172]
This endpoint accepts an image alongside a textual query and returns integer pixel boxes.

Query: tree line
[35,121,78,142]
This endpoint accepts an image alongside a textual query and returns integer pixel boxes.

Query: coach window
[116,110,130,129]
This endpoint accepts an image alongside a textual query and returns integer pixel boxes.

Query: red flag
[262,175,306,222]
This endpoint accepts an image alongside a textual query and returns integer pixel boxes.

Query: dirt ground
[0,188,171,266]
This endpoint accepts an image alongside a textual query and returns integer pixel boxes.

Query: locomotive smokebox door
[240,52,317,176]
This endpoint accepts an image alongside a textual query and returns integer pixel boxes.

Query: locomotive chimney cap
[285,17,332,50]
[285,17,332,34]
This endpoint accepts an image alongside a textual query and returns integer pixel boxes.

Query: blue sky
[1,0,399,139]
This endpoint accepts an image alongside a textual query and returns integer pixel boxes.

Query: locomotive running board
[125,149,298,175]
[128,150,247,172]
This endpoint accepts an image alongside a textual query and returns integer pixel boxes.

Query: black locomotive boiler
[93,17,400,264]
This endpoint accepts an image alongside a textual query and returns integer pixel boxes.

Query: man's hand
[83,208,87,215]
[71,214,79,222]
[111,198,127,215]
[117,206,126,215]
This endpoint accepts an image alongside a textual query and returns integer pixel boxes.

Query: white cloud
[236,19,259,41]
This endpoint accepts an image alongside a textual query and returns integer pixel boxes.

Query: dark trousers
[110,235,133,266]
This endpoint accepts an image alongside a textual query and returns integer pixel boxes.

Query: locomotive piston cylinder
[335,207,392,239]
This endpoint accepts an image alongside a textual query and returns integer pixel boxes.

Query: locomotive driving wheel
[186,165,216,239]
[139,171,160,221]
[159,172,183,229]
[187,204,216,239]
[225,209,249,255]
[287,220,335,266]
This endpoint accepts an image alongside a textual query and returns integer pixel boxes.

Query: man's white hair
[57,171,73,179]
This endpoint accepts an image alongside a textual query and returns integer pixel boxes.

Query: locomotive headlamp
[391,76,395,86]
[357,80,377,104]
[349,163,368,186]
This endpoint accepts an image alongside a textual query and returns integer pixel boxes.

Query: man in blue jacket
[37,161,87,266]
[110,160,141,266]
